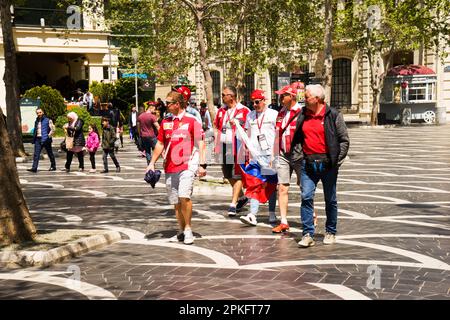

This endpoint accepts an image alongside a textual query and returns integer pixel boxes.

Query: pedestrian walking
[86,123,100,173]
[146,90,207,245]
[239,89,278,227]
[27,108,56,173]
[291,84,350,247]
[62,112,85,172]
[213,86,251,216]
[101,117,121,173]
[137,102,160,165]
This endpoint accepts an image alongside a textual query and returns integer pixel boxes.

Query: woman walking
[63,112,85,172]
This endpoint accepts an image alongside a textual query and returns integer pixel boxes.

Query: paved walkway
[1,124,449,300]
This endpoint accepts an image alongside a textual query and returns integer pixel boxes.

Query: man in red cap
[239,89,278,226]
[214,86,250,216]
[175,86,202,123]
[271,83,305,233]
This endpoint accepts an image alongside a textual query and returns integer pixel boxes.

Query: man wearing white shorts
[146,89,206,245]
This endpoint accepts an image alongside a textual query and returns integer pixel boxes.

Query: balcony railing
[13,7,83,29]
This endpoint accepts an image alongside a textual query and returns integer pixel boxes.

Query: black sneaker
[227,206,237,217]
[169,232,184,242]
[27,168,37,173]
[100,170,109,173]
[116,167,121,173]
[236,197,248,212]
[48,167,56,171]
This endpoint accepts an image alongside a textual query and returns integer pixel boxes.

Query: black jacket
[290,106,350,169]
[67,119,85,147]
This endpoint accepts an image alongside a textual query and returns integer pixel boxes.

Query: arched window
[243,73,255,103]
[331,58,351,109]
[211,70,221,102]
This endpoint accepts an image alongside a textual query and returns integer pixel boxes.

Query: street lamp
[131,48,139,109]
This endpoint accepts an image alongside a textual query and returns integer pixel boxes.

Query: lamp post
[131,48,139,109]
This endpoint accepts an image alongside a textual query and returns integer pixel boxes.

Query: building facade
[0,0,119,114]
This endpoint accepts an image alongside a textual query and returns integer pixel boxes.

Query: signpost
[20,98,41,134]
[131,48,139,108]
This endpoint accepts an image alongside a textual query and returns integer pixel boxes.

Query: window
[243,73,255,103]
[331,58,351,109]
[211,70,221,102]
[269,66,278,100]
[103,67,109,80]
[408,84,426,101]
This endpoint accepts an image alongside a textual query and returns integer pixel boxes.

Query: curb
[0,230,122,268]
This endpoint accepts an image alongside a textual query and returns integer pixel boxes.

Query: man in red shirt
[291,84,350,248]
[138,103,160,165]
[214,86,250,216]
[146,90,207,245]
[271,84,304,233]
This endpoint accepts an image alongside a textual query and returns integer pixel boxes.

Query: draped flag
[233,119,278,203]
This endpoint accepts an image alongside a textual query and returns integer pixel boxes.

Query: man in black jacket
[290,84,349,248]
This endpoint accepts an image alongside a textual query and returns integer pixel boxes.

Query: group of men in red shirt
[146,83,349,248]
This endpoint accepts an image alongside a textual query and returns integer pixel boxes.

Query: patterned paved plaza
[1,124,449,300]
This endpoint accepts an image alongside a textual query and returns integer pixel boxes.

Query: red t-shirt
[137,112,157,138]
[275,103,302,154]
[302,106,328,155]
[157,111,204,173]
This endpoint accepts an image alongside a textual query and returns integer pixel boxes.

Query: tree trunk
[0,0,26,157]
[321,0,333,104]
[228,4,246,101]
[195,8,216,121]
[0,107,36,245]
[368,48,382,126]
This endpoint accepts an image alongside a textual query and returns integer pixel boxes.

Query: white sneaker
[240,214,257,226]
[89,169,96,173]
[323,232,336,245]
[298,234,315,248]
[183,229,194,245]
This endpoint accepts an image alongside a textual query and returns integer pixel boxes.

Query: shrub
[90,81,116,103]
[23,85,66,121]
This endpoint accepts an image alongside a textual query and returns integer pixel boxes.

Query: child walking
[86,123,100,173]
[101,117,121,173]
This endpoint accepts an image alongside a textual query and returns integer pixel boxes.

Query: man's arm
[146,141,164,172]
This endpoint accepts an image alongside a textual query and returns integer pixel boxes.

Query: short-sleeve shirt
[157,111,204,173]
[302,106,328,155]
[245,108,278,156]
[275,103,303,154]
[138,112,158,138]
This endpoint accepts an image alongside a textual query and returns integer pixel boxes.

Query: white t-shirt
[245,107,278,157]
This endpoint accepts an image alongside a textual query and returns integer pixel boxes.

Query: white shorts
[165,170,196,204]
[275,154,300,185]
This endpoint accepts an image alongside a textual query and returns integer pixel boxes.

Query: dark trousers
[103,149,120,171]
[141,136,156,165]
[130,126,138,144]
[89,151,96,169]
[66,151,84,170]
[32,138,56,170]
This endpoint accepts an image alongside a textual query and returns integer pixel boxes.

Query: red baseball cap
[275,84,297,96]
[250,89,265,100]
[290,81,305,90]
[175,86,191,102]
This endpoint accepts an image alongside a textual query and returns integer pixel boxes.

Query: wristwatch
[200,163,207,169]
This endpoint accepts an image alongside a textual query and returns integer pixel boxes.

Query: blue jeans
[300,161,338,237]
[32,138,56,170]
[249,191,277,215]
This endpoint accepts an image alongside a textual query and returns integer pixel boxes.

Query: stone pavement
[1,124,449,300]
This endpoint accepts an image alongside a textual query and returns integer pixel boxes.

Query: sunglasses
[253,100,262,104]
[221,93,233,97]
[165,100,177,105]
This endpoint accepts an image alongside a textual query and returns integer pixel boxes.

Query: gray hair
[223,86,237,98]
[305,84,326,101]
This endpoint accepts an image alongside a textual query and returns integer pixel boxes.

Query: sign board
[122,73,148,79]
[444,65,450,73]
[140,80,156,91]
[20,98,41,134]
